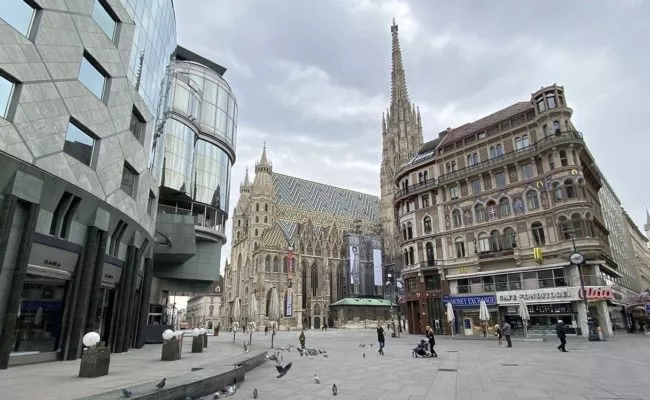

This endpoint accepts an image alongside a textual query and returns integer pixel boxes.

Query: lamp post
[569,233,592,338]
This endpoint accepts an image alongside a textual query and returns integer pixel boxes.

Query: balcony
[437,130,584,185]
[158,204,227,243]
[401,261,442,275]
[477,248,516,260]
[395,178,438,201]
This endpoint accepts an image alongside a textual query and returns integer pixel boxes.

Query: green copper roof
[330,298,395,307]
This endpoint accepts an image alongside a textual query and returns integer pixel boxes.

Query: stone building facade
[221,147,382,330]
[184,294,222,330]
[392,84,620,337]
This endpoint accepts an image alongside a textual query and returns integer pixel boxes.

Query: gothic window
[265,255,271,272]
[406,222,413,239]
[526,190,540,210]
[283,256,289,273]
[553,120,561,133]
[531,222,546,246]
[475,203,486,223]
[256,203,259,212]
[273,255,280,272]
[237,253,242,269]
[489,230,500,251]
[266,289,273,317]
[565,178,576,199]
[264,216,268,223]
[477,233,490,253]
[302,267,307,309]
[559,150,568,167]
[255,216,259,223]
[329,269,334,300]
[499,197,511,217]
[571,213,584,238]
[311,263,318,297]
[452,209,462,227]
[558,216,572,240]
[264,203,268,212]
[503,227,516,249]
[455,238,465,258]
[423,216,432,234]
[238,219,241,227]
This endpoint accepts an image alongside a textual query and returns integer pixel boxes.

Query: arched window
[526,190,540,210]
[403,249,409,265]
[264,216,268,223]
[256,203,259,212]
[406,222,413,239]
[499,197,511,217]
[486,200,497,220]
[255,216,259,223]
[455,237,466,258]
[273,256,280,272]
[408,246,415,265]
[571,213,584,238]
[552,120,561,133]
[265,255,271,272]
[559,150,568,167]
[565,179,576,199]
[283,256,289,273]
[531,222,545,246]
[558,216,572,240]
[552,182,562,202]
[489,230,500,251]
[264,203,268,212]
[301,267,308,309]
[266,289,273,316]
[238,219,241,227]
[254,228,258,236]
[477,233,490,253]
[548,154,555,170]
[425,242,435,265]
[423,216,432,234]
[402,225,407,240]
[503,227,516,249]
[311,263,318,297]
[475,204,486,223]
[452,209,462,227]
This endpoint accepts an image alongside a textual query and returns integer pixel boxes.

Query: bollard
[203,334,208,348]
[192,336,204,353]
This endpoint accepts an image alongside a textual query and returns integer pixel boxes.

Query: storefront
[443,294,499,336]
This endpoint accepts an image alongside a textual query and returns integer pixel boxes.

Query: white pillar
[596,301,614,337]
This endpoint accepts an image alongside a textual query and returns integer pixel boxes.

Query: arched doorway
[313,304,321,329]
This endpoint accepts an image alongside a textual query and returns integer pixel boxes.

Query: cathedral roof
[272,173,380,222]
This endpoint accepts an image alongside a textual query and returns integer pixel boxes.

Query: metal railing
[158,204,192,215]
[158,204,225,234]
[395,178,438,199]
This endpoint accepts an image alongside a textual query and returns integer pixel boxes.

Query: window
[495,171,506,188]
[454,238,465,258]
[495,275,508,291]
[546,93,557,109]
[423,216,432,234]
[406,222,413,239]
[421,195,430,208]
[79,52,109,100]
[571,214,584,238]
[521,163,534,180]
[254,228,258,236]
[449,185,459,200]
[503,227,516,249]
[265,204,268,212]
[129,107,146,143]
[477,233,490,252]
[264,216,268,223]
[565,179,576,199]
[120,162,138,197]
[109,220,127,257]
[425,274,440,291]
[548,154,555,170]
[265,255,271,272]
[147,190,156,217]
[0,0,37,37]
[49,191,81,239]
[489,144,504,159]
[508,274,522,290]
[64,120,97,166]
[515,134,530,150]
[255,216,259,223]
[408,246,415,265]
[467,153,479,166]
[418,172,424,183]
[499,197,511,217]
[452,209,462,227]
[0,73,17,119]
[489,230,500,251]
[91,0,118,40]
[526,190,540,210]
[536,98,546,113]
[558,216,572,240]
[552,182,562,202]
[474,204,486,223]
[457,278,470,294]
[425,242,435,265]
[471,179,481,195]
[256,203,259,211]
[552,120,561,133]
[531,222,545,246]
[273,256,280,273]
[483,276,495,292]
[559,150,568,167]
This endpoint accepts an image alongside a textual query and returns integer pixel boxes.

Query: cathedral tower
[249,144,276,245]
[379,19,424,272]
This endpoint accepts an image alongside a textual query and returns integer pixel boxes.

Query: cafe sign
[497,287,576,305]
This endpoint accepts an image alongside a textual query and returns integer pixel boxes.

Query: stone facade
[184,294,223,330]
[221,147,381,330]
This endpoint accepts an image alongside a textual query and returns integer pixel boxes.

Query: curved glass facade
[118,0,177,114]
[162,119,195,196]
[194,139,231,212]
[174,62,238,150]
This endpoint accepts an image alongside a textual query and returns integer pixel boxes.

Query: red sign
[579,287,613,301]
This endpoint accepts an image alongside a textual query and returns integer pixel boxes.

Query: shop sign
[442,294,497,308]
[578,287,614,301]
[496,287,576,305]
[645,303,650,316]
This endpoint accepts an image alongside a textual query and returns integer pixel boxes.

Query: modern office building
[0,0,175,367]
[150,45,237,307]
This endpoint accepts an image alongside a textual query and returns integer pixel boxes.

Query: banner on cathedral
[285,289,293,317]
[372,249,383,286]
[349,245,360,285]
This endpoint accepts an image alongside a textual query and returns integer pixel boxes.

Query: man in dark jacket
[502,321,512,348]
[556,320,568,352]
[376,324,385,355]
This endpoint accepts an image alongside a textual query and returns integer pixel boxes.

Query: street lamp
[568,233,593,338]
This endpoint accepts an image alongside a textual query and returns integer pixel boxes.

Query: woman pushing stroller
[425,325,438,357]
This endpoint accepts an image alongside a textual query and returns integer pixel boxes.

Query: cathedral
[221,147,388,330]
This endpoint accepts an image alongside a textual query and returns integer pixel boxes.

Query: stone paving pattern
[236,330,650,400]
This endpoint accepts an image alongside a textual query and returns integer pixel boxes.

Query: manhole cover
[446,350,458,353]
[438,368,458,372]
[502,364,519,366]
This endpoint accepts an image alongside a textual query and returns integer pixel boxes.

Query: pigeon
[332,383,338,396]
[363,353,365,358]
[318,349,326,354]
[244,342,249,354]
[275,362,293,378]
[297,347,305,357]
[370,344,373,347]
[267,351,280,361]
[156,378,166,390]
[253,388,258,399]
[121,388,133,398]
[323,354,328,358]
[359,344,365,348]
[314,374,320,384]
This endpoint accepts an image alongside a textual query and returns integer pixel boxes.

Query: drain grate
[438,368,458,372]
[502,364,519,366]
[191,367,204,372]
[446,350,458,353]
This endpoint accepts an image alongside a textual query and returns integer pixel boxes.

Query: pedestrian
[299,329,306,349]
[376,323,386,355]
[215,324,220,337]
[556,319,568,352]
[425,325,438,357]
[494,323,503,346]
[502,321,512,347]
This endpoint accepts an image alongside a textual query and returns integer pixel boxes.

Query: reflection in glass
[194,140,231,213]
[162,119,195,195]
[0,75,15,118]
[91,0,117,40]
[79,55,107,100]
[0,0,36,37]
[64,121,96,166]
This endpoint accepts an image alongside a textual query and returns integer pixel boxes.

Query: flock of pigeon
[120,377,238,399]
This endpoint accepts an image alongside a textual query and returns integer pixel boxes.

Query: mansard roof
[272,173,380,222]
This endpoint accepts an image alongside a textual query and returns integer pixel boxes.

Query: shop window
[49,191,81,239]
[457,278,470,294]
[13,281,66,354]
[554,269,567,287]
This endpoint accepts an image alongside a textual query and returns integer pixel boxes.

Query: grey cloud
[175,0,650,268]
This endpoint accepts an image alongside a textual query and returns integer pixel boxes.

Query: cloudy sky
[174,0,650,270]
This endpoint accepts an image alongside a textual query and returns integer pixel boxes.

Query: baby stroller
[412,339,432,358]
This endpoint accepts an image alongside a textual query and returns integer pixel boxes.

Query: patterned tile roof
[272,173,380,222]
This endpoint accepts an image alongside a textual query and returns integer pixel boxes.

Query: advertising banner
[372,249,383,286]
[285,290,293,317]
[349,245,360,284]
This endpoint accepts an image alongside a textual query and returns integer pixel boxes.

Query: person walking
[556,320,568,352]
[425,326,438,357]
[376,323,386,355]
[502,321,512,348]
[494,323,503,346]
[298,329,306,349]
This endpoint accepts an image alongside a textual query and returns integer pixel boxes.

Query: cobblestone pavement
[232,330,650,400]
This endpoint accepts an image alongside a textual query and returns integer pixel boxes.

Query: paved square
[235,330,650,400]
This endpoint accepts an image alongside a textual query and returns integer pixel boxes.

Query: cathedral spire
[390,18,409,106]
[240,167,251,193]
